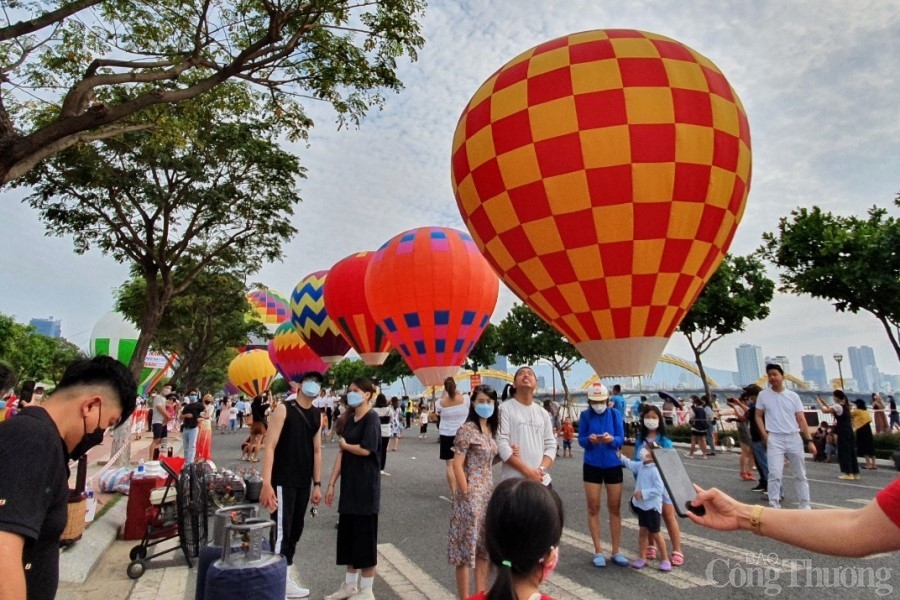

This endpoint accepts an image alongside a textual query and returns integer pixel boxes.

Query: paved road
[208,426,898,600]
[61,424,899,599]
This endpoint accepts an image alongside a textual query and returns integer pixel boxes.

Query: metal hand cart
[126,458,209,579]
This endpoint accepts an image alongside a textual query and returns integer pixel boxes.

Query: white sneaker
[348,588,375,600]
[380,470,391,477]
[324,583,359,600]
[285,577,310,599]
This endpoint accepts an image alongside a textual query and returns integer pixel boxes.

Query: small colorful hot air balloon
[89,312,168,393]
[267,321,329,383]
[365,227,499,386]
[323,252,391,366]
[452,29,751,376]
[223,381,240,397]
[290,271,351,364]
[228,350,277,397]
[246,288,290,335]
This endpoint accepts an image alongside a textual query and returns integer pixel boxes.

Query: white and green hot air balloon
[89,312,169,394]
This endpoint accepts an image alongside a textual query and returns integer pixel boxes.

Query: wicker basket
[60,498,87,546]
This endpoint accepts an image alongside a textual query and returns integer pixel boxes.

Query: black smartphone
[651,447,705,518]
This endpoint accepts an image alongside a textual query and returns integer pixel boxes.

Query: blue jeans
[182,427,199,463]
[751,440,769,482]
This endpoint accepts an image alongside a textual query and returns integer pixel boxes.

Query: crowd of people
[1,356,899,600]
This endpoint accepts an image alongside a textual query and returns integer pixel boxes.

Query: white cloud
[2,0,899,378]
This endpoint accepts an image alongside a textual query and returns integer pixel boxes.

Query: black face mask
[69,403,105,461]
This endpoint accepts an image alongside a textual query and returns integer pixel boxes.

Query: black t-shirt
[251,398,268,425]
[181,401,204,429]
[338,410,381,515]
[272,402,320,488]
[747,403,763,442]
[0,406,69,600]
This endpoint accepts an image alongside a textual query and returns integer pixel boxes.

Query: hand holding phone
[651,447,705,518]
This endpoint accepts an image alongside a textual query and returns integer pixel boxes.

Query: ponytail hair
[500,383,515,401]
[444,377,457,399]
[484,479,564,600]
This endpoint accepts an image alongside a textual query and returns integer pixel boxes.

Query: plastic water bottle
[136,459,145,478]
[85,480,96,522]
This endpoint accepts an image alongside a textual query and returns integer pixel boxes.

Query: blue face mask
[301,380,321,398]
[474,403,494,419]
[346,391,364,407]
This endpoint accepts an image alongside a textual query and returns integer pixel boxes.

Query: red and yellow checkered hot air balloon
[323,252,391,366]
[228,349,277,397]
[365,227,499,386]
[452,29,751,376]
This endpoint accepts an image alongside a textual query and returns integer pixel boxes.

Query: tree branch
[0,0,101,42]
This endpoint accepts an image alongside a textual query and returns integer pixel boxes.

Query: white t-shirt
[229,407,238,419]
[756,388,804,434]
[436,396,470,437]
[151,394,167,425]
[496,398,557,482]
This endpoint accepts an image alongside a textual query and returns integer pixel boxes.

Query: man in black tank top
[260,371,324,599]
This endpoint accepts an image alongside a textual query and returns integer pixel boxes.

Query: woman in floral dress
[448,385,499,600]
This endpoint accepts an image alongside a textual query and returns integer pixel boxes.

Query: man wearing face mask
[0,356,136,600]
[260,371,324,599]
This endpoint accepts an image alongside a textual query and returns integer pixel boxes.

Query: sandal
[592,553,606,568]
[659,560,672,572]
[645,546,656,559]
[671,551,684,566]
[611,553,630,567]
[630,559,647,570]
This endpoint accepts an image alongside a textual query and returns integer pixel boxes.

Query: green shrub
[873,432,900,460]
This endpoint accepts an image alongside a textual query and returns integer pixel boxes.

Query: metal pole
[552,367,556,403]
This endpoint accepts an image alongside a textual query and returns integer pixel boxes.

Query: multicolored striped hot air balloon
[223,381,240,397]
[227,350,277,397]
[267,321,329,383]
[323,252,391,366]
[246,288,290,335]
[290,271,351,364]
[365,227,500,386]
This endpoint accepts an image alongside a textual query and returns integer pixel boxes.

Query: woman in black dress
[817,390,859,480]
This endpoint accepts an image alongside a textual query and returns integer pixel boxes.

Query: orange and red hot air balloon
[323,252,391,366]
[366,227,499,386]
[452,29,751,376]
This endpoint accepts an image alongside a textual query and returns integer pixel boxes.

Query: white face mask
[644,418,659,430]
[591,403,607,415]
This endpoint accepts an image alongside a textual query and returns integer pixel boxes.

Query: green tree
[375,350,414,395]
[0,313,85,385]
[0,1,426,185]
[326,358,375,390]
[496,304,581,406]
[677,254,775,400]
[464,323,499,373]
[22,91,302,380]
[762,201,900,363]
[115,269,266,392]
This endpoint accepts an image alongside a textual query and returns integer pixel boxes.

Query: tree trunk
[693,346,712,402]
[878,315,900,364]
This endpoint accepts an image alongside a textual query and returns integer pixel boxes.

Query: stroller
[126,457,210,579]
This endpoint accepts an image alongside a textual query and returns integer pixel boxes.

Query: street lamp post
[833,353,844,390]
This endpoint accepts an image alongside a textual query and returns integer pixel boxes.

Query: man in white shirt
[148,385,171,459]
[496,366,557,483]
[754,363,817,509]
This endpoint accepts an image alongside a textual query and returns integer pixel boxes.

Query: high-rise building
[801,354,828,390]
[848,346,878,392]
[735,344,764,386]
[29,317,61,338]
[765,355,792,376]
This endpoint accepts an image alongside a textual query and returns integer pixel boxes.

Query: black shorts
[583,463,623,485]
[631,500,661,533]
[152,423,167,439]
[336,513,378,569]
[439,435,456,461]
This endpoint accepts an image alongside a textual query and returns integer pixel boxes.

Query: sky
[2,0,899,386]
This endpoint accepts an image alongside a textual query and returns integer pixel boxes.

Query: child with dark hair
[470,478,563,600]
[620,446,671,572]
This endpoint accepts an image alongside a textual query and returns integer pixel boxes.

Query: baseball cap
[587,382,609,402]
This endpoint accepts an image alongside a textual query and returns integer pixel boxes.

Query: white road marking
[543,572,613,600]
[377,543,455,600]
[560,527,710,588]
